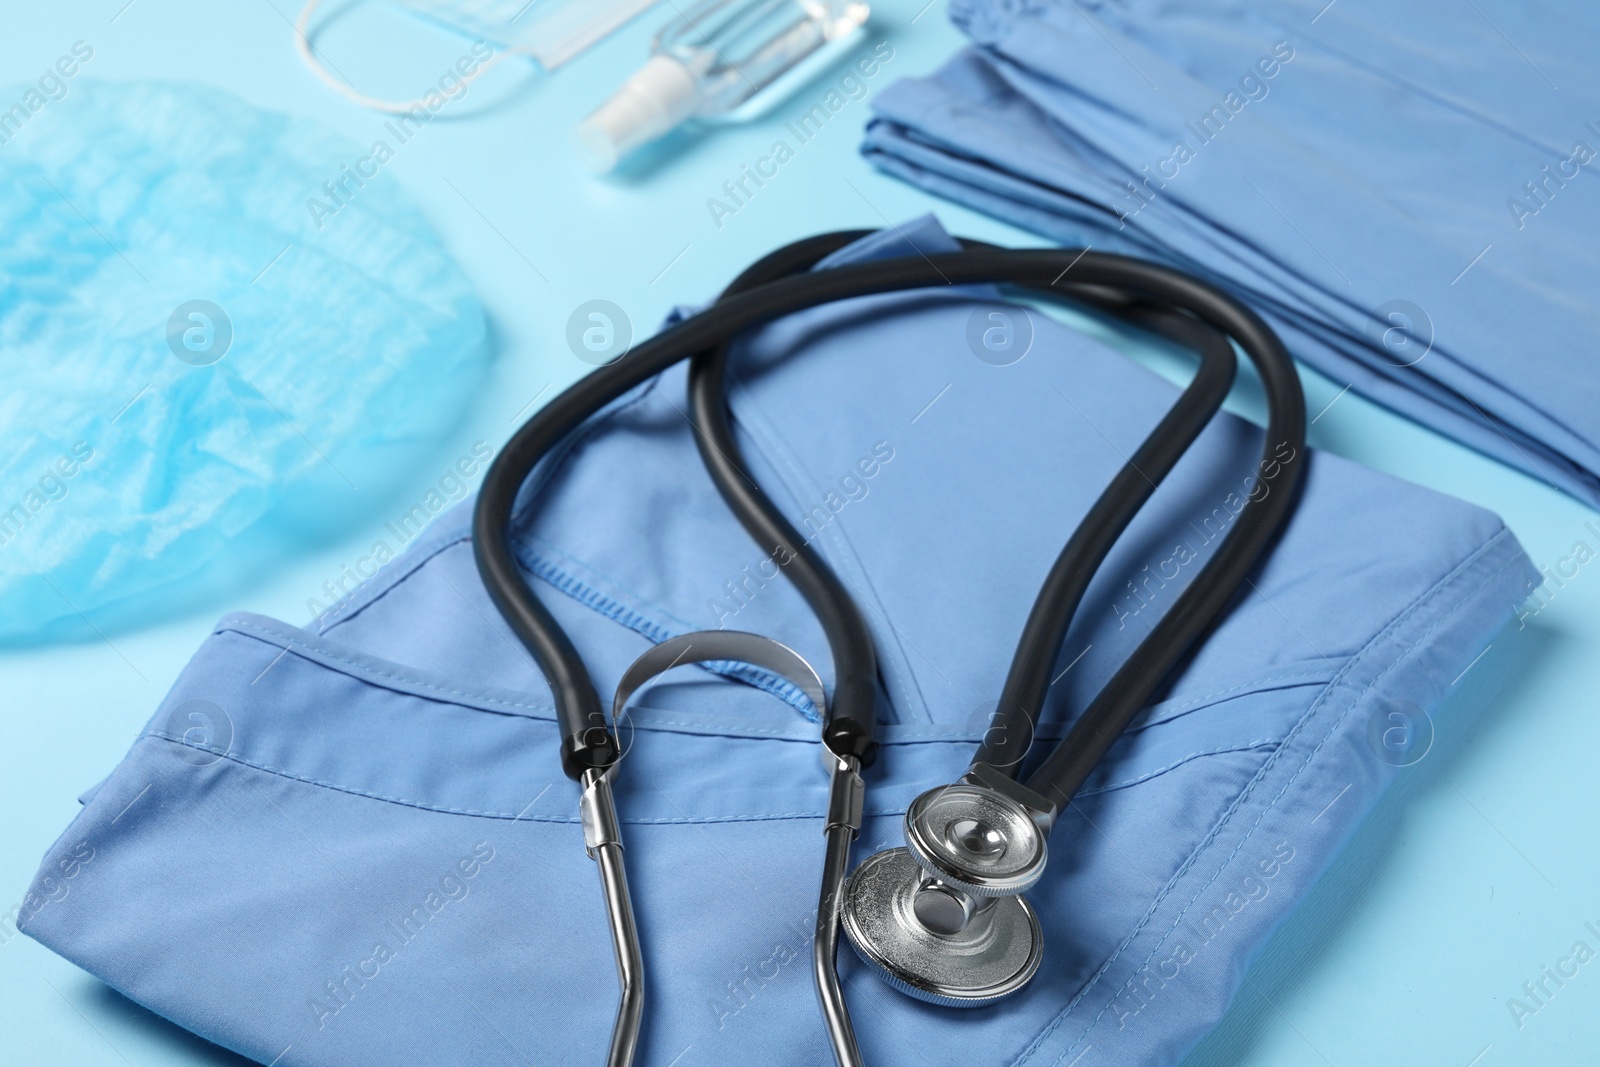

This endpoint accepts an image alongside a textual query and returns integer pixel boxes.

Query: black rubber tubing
[687,233,1243,775]
[472,234,1305,785]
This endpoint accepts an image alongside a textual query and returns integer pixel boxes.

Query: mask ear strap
[293,0,520,115]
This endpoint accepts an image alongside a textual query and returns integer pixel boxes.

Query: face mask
[293,0,660,114]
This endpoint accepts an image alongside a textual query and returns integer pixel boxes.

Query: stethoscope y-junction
[472,231,1306,1066]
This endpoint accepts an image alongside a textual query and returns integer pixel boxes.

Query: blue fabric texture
[863,0,1600,507]
[21,218,1536,1066]
[0,80,487,642]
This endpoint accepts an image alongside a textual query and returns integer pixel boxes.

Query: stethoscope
[471,231,1306,1066]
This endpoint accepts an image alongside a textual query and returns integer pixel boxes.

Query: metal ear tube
[579,766,644,1067]
[816,749,866,1067]
[567,629,836,1066]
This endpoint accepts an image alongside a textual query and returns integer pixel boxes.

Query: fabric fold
[864,0,1600,505]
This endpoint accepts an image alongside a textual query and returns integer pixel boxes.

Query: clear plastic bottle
[576,0,870,172]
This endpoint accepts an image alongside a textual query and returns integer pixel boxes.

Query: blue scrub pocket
[20,218,1537,1066]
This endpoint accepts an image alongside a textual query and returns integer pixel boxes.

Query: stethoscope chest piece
[902,783,1048,895]
[841,847,1043,1007]
[841,772,1053,1007]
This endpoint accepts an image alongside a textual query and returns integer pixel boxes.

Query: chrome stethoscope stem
[582,630,836,1067]
[815,751,867,1067]
[581,766,644,1067]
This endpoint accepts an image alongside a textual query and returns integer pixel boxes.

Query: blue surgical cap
[0,79,487,642]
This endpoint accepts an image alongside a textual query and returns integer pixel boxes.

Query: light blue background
[1,2,1594,1065]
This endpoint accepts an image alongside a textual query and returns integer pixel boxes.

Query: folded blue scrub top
[863,0,1600,508]
[21,218,1537,1066]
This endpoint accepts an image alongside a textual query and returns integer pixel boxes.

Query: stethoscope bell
[903,781,1048,895]
[840,768,1055,1007]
